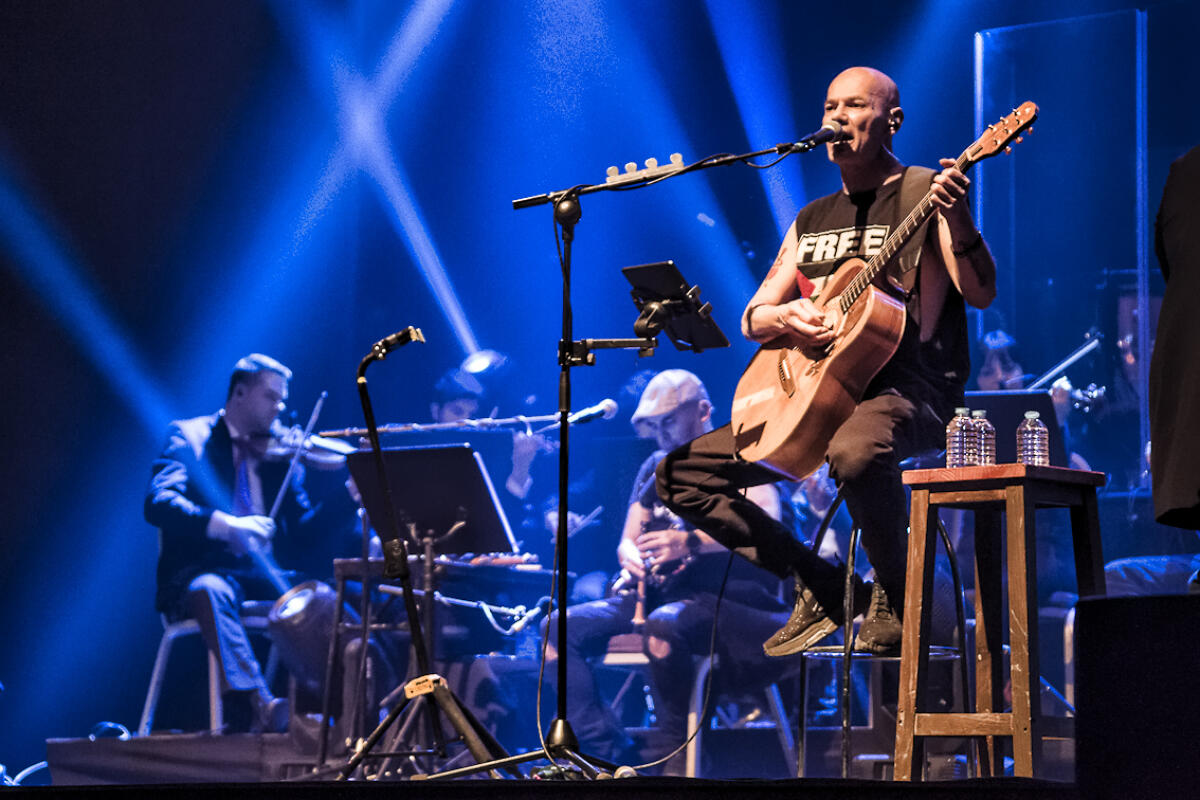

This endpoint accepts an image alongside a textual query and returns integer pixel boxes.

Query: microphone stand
[331,328,517,780]
[430,141,799,781]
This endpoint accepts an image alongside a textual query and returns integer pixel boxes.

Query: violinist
[144,353,314,733]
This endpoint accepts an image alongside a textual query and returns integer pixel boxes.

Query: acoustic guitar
[731,102,1039,480]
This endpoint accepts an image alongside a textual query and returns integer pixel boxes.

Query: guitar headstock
[967,101,1039,164]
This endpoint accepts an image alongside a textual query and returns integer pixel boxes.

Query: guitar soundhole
[777,351,795,397]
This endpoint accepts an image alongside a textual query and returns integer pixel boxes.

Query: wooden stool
[893,464,1107,780]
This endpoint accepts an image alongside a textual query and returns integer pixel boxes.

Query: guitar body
[731,257,906,480]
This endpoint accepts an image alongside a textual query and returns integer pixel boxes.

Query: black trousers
[656,391,945,610]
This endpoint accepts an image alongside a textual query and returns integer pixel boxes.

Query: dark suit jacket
[144,413,309,612]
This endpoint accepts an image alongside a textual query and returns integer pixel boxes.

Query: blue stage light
[703,0,807,237]
[275,0,480,356]
[0,171,174,439]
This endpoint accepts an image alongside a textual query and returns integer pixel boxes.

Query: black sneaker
[853,582,903,654]
[763,576,870,657]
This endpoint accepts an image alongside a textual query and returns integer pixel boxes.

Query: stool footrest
[913,712,1012,737]
[910,712,1075,740]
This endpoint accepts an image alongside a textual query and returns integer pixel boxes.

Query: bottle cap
[1024,410,1040,419]
[954,407,970,416]
[971,410,987,418]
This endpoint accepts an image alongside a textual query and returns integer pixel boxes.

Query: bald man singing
[657,67,996,656]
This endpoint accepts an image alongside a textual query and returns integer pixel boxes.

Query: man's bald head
[828,67,900,109]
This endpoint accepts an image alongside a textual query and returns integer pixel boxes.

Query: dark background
[1,0,1195,781]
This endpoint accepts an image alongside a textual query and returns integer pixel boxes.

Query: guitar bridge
[777,351,795,397]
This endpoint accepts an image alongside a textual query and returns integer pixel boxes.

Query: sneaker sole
[762,616,839,657]
[851,638,902,655]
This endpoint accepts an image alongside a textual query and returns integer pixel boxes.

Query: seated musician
[144,354,308,733]
[543,369,795,774]
[657,66,996,656]
[431,367,555,558]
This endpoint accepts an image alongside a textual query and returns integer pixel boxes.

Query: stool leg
[971,507,1005,776]
[840,526,860,779]
[317,576,349,764]
[764,682,797,772]
[1069,487,1107,597]
[1006,484,1041,777]
[796,655,808,777]
[208,649,223,732]
[936,514,978,777]
[686,655,713,777]
[139,630,177,736]
[894,487,937,781]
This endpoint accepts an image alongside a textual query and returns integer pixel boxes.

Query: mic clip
[369,326,425,362]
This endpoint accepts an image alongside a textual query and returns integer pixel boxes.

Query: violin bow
[267,390,328,521]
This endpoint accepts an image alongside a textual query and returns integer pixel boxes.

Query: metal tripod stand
[330,328,517,780]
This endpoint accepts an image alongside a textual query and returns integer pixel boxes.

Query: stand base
[427,717,621,780]
[334,673,516,780]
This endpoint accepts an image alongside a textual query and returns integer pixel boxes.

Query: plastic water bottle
[971,409,996,466]
[945,407,974,467]
[1016,411,1049,466]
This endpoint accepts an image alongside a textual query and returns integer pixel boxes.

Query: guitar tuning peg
[1004,146,1012,154]
[1015,136,1024,144]
[1027,127,1034,135]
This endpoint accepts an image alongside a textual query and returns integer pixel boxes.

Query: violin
[256,420,356,470]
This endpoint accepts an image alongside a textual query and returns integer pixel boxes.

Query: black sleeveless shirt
[791,171,969,416]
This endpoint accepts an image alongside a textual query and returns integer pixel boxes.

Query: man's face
[638,399,709,452]
[432,397,479,424]
[233,372,288,435]
[976,349,1022,391]
[822,68,895,166]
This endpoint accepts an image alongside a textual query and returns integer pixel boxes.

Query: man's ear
[889,107,904,134]
[698,399,713,423]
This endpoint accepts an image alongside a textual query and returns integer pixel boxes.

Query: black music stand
[330,447,518,779]
[347,444,518,557]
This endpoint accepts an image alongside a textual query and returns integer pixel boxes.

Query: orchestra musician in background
[657,66,996,656]
[144,354,307,733]
[430,368,555,555]
[975,328,1090,471]
[543,369,795,774]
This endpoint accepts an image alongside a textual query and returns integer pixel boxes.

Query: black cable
[532,513,562,763]
[628,549,735,774]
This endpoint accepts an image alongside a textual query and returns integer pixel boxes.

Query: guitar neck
[838,151,972,312]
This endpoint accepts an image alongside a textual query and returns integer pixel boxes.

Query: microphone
[780,121,850,152]
[509,596,554,634]
[368,326,425,361]
[566,398,619,425]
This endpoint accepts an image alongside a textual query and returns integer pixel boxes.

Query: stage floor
[40,732,1080,799]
